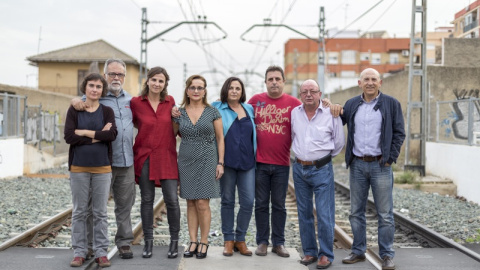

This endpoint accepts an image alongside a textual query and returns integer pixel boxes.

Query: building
[284,37,410,94]
[414,27,453,65]
[27,40,140,96]
[452,0,480,38]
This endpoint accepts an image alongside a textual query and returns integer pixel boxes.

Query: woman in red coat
[130,67,180,259]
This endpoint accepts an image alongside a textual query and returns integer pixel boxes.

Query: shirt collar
[107,89,124,98]
[361,91,381,103]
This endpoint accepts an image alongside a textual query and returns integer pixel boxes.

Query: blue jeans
[220,166,255,242]
[70,172,111,258]
[254,162,290,246]
[349,158,395,258]
[293,161,335,261]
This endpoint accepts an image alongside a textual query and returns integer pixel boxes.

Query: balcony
[464,20,478,32]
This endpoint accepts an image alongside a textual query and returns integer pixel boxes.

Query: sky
[0,0,473,102]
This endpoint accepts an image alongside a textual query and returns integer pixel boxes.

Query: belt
[296,154,332,169]
[355,155,382,162]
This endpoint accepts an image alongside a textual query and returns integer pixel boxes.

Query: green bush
[395,170,420,184]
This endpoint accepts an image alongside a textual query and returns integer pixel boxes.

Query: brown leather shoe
[300,255,317,265]
[234,241,252,256]
[271,245,290,257]
[342,253,366,264]
[317,255,332,269]
[255,243,268,256]
[382,256,395,270]
[223,241,234,256]
[70,257,85,267]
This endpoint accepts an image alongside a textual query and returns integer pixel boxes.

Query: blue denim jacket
[212,101,257,156]
[341,92,405,167]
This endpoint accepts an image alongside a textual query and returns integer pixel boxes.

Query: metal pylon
[405,0,427,175]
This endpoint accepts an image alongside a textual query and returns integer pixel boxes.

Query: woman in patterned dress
[173,74,224,259]
[130,67,181,259]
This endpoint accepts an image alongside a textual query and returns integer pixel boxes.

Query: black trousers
[139,158,180,241]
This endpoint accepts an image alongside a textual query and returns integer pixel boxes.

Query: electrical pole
[318,7,326,94]
[405,0,427,175]
[240,6,325,95]
[138,8,228,93]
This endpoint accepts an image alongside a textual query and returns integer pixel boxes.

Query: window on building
[77,70,89,96]
[371,53,381,65]
[360,52,370,61]
[389,53,399,64]
[328,52,339,64]
[340,70,356,77]
[341,50,356,64]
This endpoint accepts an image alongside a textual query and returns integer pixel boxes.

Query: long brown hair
[180,74,210,107]
[140,66,169,102]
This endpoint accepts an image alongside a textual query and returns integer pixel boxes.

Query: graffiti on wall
[443,89,480,140]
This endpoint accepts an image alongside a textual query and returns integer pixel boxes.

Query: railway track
[1,169,479,269]
[285,171,480,269]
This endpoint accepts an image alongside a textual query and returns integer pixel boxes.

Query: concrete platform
[1,246,478,269]
[371,247,480,270]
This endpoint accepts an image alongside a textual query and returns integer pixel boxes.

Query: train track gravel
[1,164,479,249]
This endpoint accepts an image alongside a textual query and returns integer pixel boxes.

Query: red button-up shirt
[131,95,179,187]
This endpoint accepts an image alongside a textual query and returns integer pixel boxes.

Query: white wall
[426,142,480,205]
[0,138,24,178]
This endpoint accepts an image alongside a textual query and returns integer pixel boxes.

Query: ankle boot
[142,240,153,258]
[223,241,234,256]
[167,240,178,258]
[234,241,252,256]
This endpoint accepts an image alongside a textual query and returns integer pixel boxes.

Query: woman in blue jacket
[212,77,257,257]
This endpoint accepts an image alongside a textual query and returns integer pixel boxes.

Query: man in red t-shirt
[248,66,301,258]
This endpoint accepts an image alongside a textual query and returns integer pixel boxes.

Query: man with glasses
[248,66,301,258]
[291,79,344,269]
[71,59,135,260]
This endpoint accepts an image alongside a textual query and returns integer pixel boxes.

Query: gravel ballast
[1,165,479,248]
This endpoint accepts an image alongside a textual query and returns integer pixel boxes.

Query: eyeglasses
[107,72,126,79]
[188,86,205,91]
[300,90,320,96]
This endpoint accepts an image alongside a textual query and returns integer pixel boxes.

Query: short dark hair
[141,66,170,102]
[220,77,246,103]
[265,65,285,82]
[80,73,108,97]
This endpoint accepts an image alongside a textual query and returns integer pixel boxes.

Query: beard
[108,82,122,95]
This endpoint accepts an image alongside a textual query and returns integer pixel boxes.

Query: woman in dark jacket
[64,73,117,268]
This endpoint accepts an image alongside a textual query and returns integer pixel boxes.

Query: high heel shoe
[167,240,178,258]
[183,241,198,258]
[142,240,153,258]
[196,242,209,259]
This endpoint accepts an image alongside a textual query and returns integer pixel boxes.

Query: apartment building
[452,0,480,38]
[284,37,410,94]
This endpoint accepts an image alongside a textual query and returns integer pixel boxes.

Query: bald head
[359,68,380,80]
[299,79,321,109]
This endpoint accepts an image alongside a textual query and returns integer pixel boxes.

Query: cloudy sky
[0,0,471,101]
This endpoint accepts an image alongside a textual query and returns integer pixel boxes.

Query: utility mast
[405,0,428,175]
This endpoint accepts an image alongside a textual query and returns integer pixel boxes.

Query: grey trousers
[70,172,111,258]
[87,166,136,248]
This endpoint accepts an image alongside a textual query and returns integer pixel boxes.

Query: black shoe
[168,240,178,258]
[142,240,153,258]
[119,245,133,259]
[382,256,395,270]
[342,253,366,264]
[196,243,209,259]
[183,242,198,258]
